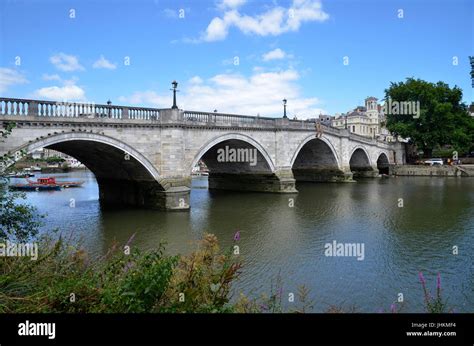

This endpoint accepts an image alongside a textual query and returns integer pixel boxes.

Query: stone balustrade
[0,97,162,121]
[183,110,345,134]
[184,110,278,127]
[0,98,343,131]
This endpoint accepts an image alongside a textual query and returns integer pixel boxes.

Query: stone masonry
[0,98,406,210]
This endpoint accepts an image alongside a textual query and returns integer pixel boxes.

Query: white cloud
[34,85,86,101]
[118,91,168,106]
[201,0,329,42]
[42,73,62,81]
[189,76,203,84]
[262,48,286,61]
[0,68,28,93]
[50,53,85,72]
[217,0,247,10]
[119,68,324,119]
[92,55,117,70]
[205,17,229,41]
[34,77,85,101]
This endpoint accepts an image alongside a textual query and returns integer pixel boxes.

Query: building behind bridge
[330,97,393,141]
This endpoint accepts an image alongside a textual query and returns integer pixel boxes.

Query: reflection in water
[14,171,474,312]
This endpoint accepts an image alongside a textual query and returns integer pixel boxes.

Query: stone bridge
[0,97,405,210]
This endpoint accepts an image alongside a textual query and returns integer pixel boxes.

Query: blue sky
[0,0,472,118]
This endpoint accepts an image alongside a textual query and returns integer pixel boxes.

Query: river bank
[391,164,474,177]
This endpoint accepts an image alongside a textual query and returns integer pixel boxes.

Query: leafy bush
[99,245,177,313]
[158,233,242,313]
[0,182,43,241]
[0,233,241,313]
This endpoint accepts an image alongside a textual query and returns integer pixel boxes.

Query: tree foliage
[0,122,42,241]
[385,78,474,157]
[46,156,65,164]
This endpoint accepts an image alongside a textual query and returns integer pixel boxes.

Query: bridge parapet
[184,110,278,127]
[183,110,343,133]
[349,132,376,144]
[0,97,163,121]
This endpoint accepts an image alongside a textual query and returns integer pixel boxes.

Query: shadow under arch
[376,152,390,175]
[349,147,376,178]
[9,132,167,209]
[191,133,295,193]
[190,133,276,173]
[291,136,349,182]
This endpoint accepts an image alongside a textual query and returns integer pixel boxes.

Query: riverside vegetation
[0,226,320,313]
[0,230,453,313]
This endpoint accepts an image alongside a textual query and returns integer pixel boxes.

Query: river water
[11,171,474,312]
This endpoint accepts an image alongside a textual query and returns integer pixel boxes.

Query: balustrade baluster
[122,107,129,119]
[27,101,36,116]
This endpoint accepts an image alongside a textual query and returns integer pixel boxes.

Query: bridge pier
[292,167,354,182]
[97,178,190,211]
[350,166,380,178]
[156,187,191,211]
[208,169,297,194]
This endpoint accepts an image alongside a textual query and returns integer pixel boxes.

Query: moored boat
[7,171,35,178]
[10,184,61,191]
[10,177,83,191]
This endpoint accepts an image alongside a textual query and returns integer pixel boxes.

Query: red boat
[11,177,84,191]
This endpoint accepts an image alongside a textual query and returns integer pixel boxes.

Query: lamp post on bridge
[171,81,179,109]
[107,99,112,118]
[282,99,287,119]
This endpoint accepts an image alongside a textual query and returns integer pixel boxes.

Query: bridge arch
[349,146,372,167]
[6,132,167,209]
[290,135,341,169]
[349,147,374,177]
[11,132,161,179]
[190,133,275,174]
[290,135,347,182]
[190,133,296,193]
[376,152,390,175]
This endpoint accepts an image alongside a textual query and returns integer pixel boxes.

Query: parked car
[424,158,444,166]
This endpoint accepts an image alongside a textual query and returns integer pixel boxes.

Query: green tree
[46,156,65,164]
[0,184,43,241]
[0,122,42,241]
[385,78,474,157]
